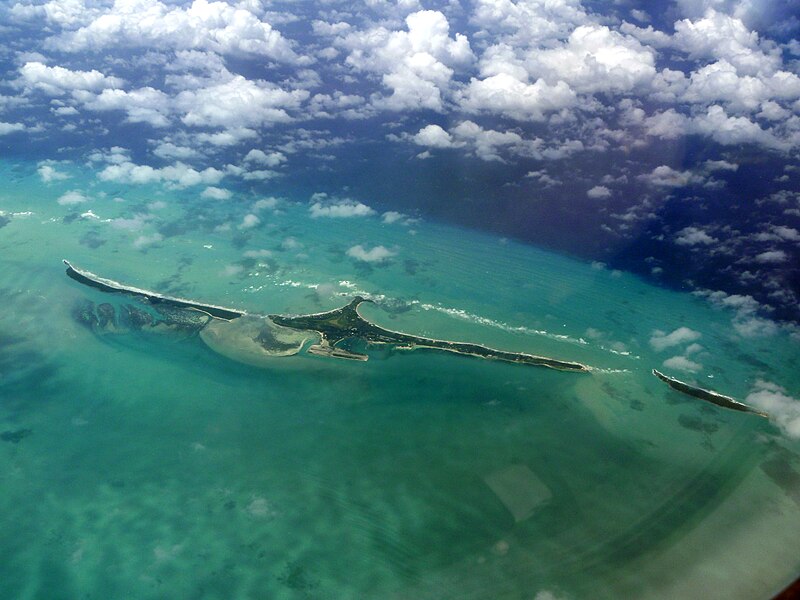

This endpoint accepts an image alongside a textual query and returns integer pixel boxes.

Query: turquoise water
[2,159,800,599]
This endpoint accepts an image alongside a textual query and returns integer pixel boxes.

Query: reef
[652,369,768,418]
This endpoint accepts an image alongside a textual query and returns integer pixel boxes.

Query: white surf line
[410,301,589,346]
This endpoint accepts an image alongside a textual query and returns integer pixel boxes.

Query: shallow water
[2,158,800,599]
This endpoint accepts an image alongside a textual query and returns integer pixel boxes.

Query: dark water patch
[660,389,691,406]
[678,414,719,434]
[600,381,645,412]
[79,230,106,249]
[158,219,189,238]
[0,330,60,399]
[231,233,248,249]
[1,428,32,443]
[277,560,319,592]
[354,261,373,276]
[0,215,9,229]
[62,213,79,224]
[761,448,800,508]
[377,298,414,315]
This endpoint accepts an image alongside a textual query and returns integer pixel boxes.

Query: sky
[0,0,799,326]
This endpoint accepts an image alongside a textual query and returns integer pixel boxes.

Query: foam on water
[1,158,800,599]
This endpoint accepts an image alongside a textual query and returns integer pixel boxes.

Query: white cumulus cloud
[46,0,306,64]
[346,244,396,262]
[309,199,375,218]
[587,185,611,199]
[57,190,88,205]
[675,226,717,246]
[746,380,800,439]
[650,327,702,351]
[662,355,702,373]
[201,186,231,200]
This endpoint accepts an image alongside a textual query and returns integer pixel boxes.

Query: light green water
[1,159,800,599]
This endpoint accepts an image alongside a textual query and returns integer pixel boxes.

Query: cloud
[337,10,473,111]
[239,213,260,229]
[587,185,611,199]
[98,159,224,188]
[692,105,784,149]
[19,61,124,95]
[754,250,788,263]
[37,162,70,182]
[449,120,527,162]
[675,226,717,246]
[9,0,99,27]
[643,109,691,140]
[523,25,656,94]
[746,380,800,438]
[679,60,800,113]
[704,159,738,172]
[0,122,26,135]
[244,149,286,167]
[382,211,408,224]
[672,10,780,76]
[650,327,701,351]
[201,186,231,200]
[470,0,588,47]
[74,86,171,127]
[346,244,396,262]
[772,226,800,241]
[662,355,702,373]
[46,0,306,64]
[639,165,700,187]
[253,197,280,211]
[153,142,201,161]
[133,232,163,249]
[57,190,89,205]
[695,290,780,338]
[459,73,576,121]
[309,199,375,218]
[413,124,455,148]
[243,249,272,258]
[175,75,308,129]
[111,214,150,230]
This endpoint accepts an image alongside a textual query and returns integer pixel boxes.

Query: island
[271,297,590,371]
[652,369,768,418]
[63,260,590,372]
[63,261,777,421]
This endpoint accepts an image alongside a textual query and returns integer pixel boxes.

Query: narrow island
[271,297,590,371]
[652,369,768,418]
[64,260,590,372]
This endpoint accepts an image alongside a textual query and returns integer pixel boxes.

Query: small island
[652,369,768,418]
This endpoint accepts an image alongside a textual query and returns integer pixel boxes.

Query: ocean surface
[2,158,800,599]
